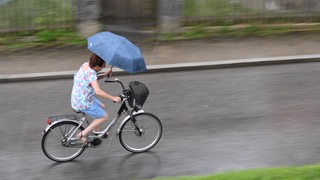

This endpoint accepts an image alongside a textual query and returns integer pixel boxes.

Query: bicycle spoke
[48,127,63,140]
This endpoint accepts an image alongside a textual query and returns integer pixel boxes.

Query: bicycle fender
[116,110,144,134]
[44,120,81,133]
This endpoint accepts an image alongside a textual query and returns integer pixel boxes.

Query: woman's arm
[91,79,120,102]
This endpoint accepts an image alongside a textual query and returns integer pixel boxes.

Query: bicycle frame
[44,78,145,140]
[92,102,145,138]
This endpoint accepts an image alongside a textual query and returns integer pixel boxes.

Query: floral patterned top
[71,62,97,111]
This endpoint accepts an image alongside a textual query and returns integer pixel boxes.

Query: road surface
[1,62,320,180]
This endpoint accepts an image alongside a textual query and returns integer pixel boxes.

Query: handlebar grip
[119,95,124,101]
[105,80,115,83]
[105,77,116,83]
[113,95,123,103]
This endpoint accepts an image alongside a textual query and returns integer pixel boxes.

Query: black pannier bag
[128,81,149,108]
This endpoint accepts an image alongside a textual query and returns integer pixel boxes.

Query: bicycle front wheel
[41,121,85,162]
[119,112,162,153]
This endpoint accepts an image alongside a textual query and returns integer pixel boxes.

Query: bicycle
[41,78,162,162]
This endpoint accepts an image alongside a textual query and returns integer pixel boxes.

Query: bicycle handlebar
[104,77,125,89]
[104,77,129,104]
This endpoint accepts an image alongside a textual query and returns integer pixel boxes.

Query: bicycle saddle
[72,108,82,114]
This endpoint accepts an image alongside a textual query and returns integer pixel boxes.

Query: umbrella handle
[107,66,113,77]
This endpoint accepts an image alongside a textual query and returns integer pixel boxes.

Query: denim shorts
[82,98,106,119]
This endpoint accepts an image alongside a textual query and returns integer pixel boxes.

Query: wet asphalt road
[1,62,320,180]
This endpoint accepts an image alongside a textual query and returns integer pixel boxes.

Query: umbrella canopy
[87,31,147,73]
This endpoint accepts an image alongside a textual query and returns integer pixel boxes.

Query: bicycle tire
[119,112,162,153]
[41,121,85,162]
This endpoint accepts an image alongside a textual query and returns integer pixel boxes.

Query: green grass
[182,0,320,26]
[184,0,250,17]
[1,23,318,51]
[152,164,320,180]
[183,26,206,39]
[0,0,74,29]
[35,29,84,44]
[158,23,320,41]
[0,29,86,51]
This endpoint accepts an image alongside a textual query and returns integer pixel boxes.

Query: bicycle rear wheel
[41,121,85,162]
[119,112,162,153]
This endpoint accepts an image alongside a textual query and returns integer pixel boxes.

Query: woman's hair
[89,54,105,68]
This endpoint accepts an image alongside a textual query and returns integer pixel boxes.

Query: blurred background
[1,0,320,50]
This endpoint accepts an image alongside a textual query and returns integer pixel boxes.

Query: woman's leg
[78,98,108,141]
[82,113,108,137]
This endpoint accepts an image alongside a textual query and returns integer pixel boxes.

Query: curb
[1,54,320,83]
[146,54,320,73]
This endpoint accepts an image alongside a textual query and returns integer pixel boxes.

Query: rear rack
[48,114,80,123]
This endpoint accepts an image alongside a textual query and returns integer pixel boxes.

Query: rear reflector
[46,118,51,125]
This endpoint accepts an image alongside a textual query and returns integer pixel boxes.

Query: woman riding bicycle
[71,53,121,145]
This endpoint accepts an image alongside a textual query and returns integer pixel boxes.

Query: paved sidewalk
[1,34,320,82]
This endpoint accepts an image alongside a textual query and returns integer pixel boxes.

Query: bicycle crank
[87,136,103,148]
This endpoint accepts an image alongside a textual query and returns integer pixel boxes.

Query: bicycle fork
[129,111,143,136]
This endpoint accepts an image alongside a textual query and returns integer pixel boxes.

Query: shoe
[92,130,101,135]
[92,130,108,138]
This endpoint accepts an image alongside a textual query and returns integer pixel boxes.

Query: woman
[71,53,121,144]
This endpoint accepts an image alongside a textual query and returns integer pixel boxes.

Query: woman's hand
[112,96,121,103]
[105,66,113,77]
[98,66,113,80]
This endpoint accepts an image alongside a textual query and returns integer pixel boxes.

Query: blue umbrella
[87,31,147,73]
